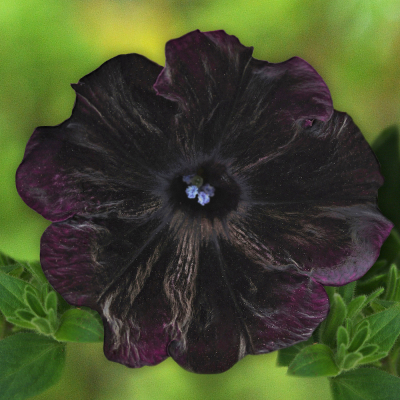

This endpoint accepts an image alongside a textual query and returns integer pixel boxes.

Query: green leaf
[364,287,385,306]
[6,317,36,330]
[32,317,53,335]
[287,344,340,377]
[15,309,35,322]
[385,264,398,301]
[24,290,46,318]
[371,299,397,310]
[347,326,369,353]
[337,326,349,349]
[0,332,66,400]
[337,281,356,304]
[276,338,313,367]
[344,318,353,338]
[357,351,387,366]
[365,303,400,353]
[346,295,366,319]
[21,261,48,285]
[0,271,31,318]
[336,343,347,366]
[45,291,58,313]
[359,344,379,357]
[330,367,400,400]
[342,352,363,370]
[395,278,400,302]
[0,251,16,267]
[320,293,347,346]
[54,308,103,343]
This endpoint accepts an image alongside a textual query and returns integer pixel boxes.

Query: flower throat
[182,168,215,206]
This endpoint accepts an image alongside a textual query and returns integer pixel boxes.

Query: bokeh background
[1,0,399,399]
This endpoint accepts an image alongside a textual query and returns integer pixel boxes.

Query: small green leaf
[320,293,347,346]
[287,344,340,377]
[355,320,369,332]
[45,291,58,313]
[344,318,353,338]
[337,326,349,348]
[32,317,53,335]
[371,299,397,310]
[347,326,369,353]
[365,303,400,353]
[21,261,48,285]
[0,271,31,318]
[276,338,313,367]
[54,308,103,343]
[330,367,400,400]
[364,287,384,307]
[7,265,24,278]
[385,264,398,301]
[342,352,363,370]
[15,309,35,322]
[47,308,58,330]
[337,281,356,304]
[0,251,16,267]
[394,278,400,302]
[346,295,366,319]
[359,344,379,357]
[24,291,46,318]
[0,332,66,400]
[6,317,36,330]
[357,351,387,366]
[336,343,347,366]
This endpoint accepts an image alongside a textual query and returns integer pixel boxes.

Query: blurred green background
[1,0,399,399]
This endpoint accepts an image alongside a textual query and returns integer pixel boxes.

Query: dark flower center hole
[168,162,242,218]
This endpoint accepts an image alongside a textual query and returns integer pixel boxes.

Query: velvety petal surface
[168,231,329,373]
[228,202,391,286]
[41,214,176,367]
[17,54,176,222]
[223,111,393,285]
[154,30,332,158]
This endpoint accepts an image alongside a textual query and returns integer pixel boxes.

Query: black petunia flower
[16,30,392,373]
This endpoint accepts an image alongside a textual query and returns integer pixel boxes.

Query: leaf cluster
[277,126,400,400]
[0,252,104,400]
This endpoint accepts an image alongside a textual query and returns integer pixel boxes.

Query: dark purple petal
[16,54,176,222]
[168,233,329,373]
[218,58,333,162]
[228,201,392,286]
[232,112,384,203]
[222,111,393,285]
[41,215,176,367]
[154,30,332,158]
[154,30,254,156]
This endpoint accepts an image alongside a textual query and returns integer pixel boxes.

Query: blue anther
[186,185,198,199]
[201,183,215,197]
[183,174,195,184]
[197,191,210,206]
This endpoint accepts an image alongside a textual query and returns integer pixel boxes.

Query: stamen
[197,191,210,206]
[186,185,198,199]
[201,183,215,197]
[183,173,215,205]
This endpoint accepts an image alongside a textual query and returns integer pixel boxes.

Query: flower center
[165,161,243,220]
[182,170,216,206]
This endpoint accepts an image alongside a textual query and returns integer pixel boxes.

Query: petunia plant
[1,30,400,400]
